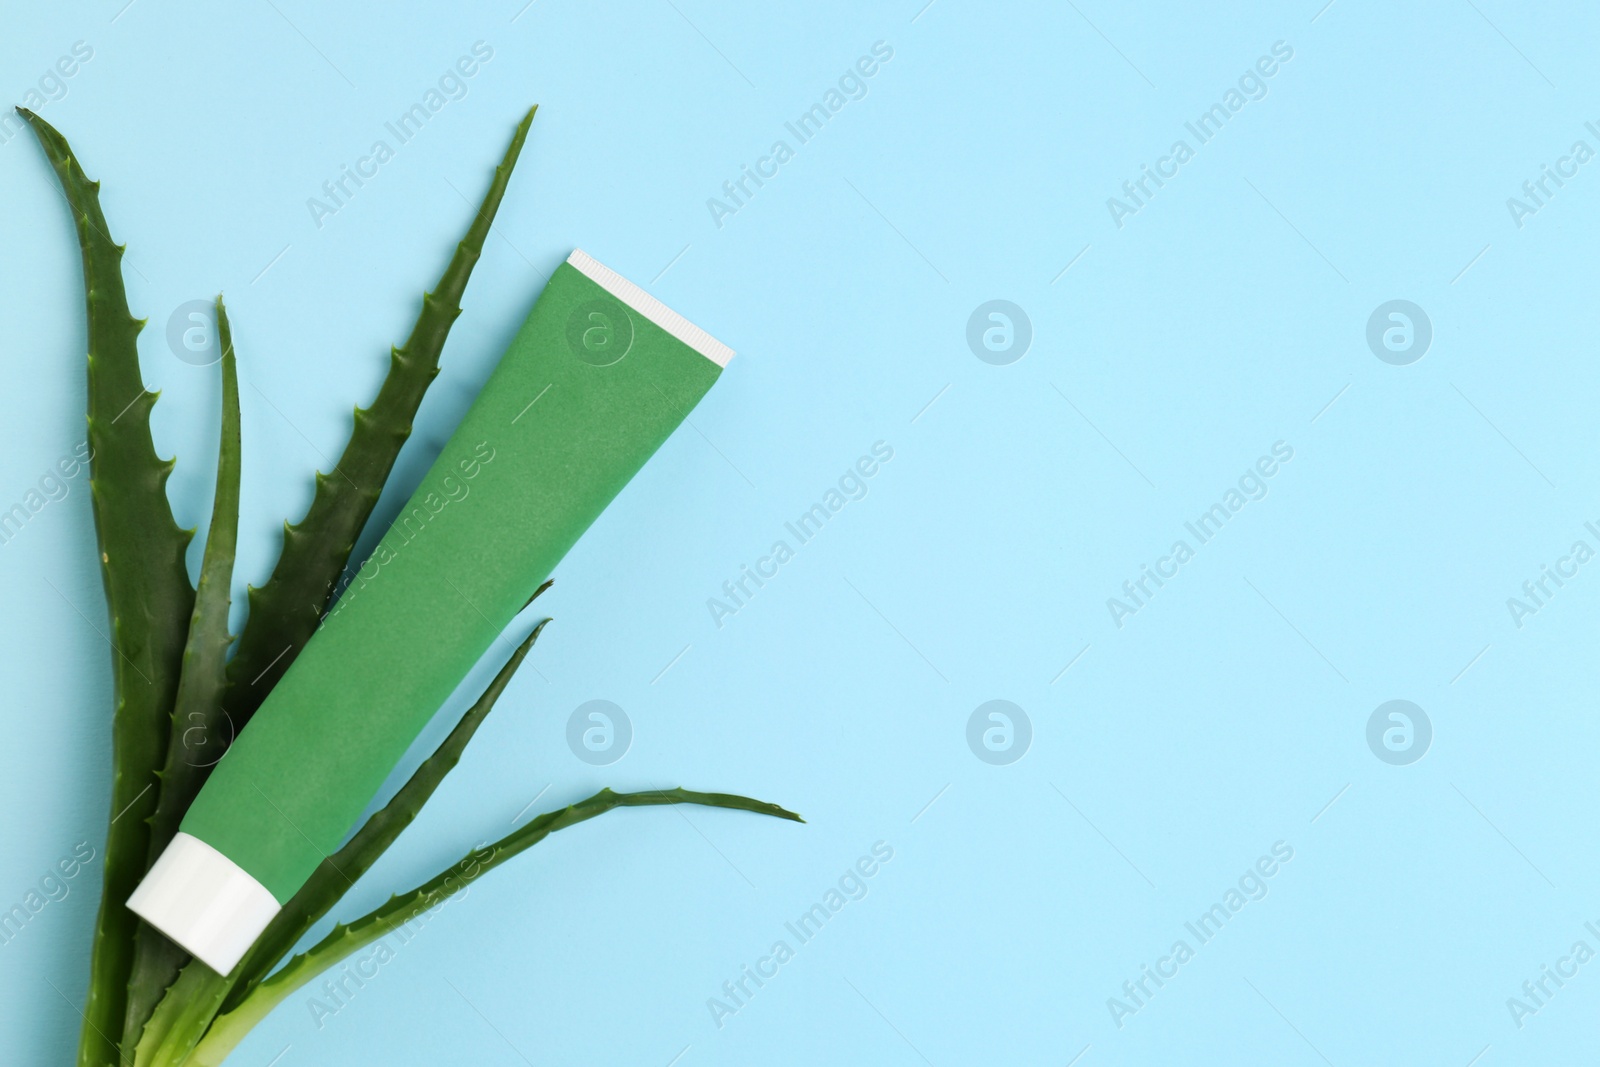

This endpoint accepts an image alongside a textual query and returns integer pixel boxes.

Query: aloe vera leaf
[183,788,803,1067]
[228,612,552,1005]
[122,297,243,1052]
[22,107,198,1067]
[136,605,550,1067]
[145,297,243,854]
[131,966,228,1067]
[217,106,538,737]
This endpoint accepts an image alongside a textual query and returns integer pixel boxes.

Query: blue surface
[2,2,1597,1064]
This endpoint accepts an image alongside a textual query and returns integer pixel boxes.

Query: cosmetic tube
[128,249,732,973]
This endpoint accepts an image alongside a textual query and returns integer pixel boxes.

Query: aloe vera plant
[23,106,198,1067]
[22,106,799,1066]
[121,294,242,1053]
[216,106,540,742]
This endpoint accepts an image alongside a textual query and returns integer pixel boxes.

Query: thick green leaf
[136,599,550,1067]
[217,106,538,739]
[123,297,244,1052]
[183,788,803,1066]
[22,106,198,1067]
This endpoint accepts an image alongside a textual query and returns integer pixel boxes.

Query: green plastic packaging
[130,250,731,970]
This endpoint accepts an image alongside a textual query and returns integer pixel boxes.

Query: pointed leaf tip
[218,101,538,782]
[202,783,802,1056]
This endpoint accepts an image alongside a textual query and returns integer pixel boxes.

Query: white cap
[566,249,735,367]
[127,832,282,974]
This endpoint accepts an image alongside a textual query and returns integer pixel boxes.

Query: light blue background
[3,1,1597,1064]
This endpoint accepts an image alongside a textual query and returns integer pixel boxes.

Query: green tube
[128,250,732,972]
